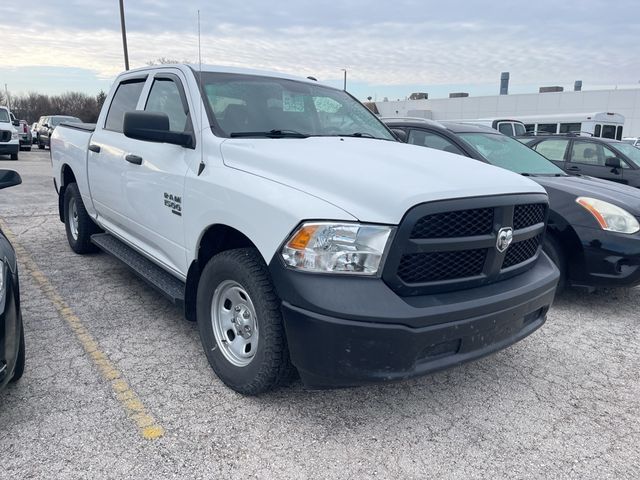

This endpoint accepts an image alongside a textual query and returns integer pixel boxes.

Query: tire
[196,248,295,395]
[63,183,99,254]
[543,234,566,295]
[10,322,25,383]
[10,153,18,160]
[38,139,44,149]
[25,147,31,152]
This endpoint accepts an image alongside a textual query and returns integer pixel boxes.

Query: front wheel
[10,153,18,160]
[63,183,98,254]
[543,234,566,295]
[196,248,295,395]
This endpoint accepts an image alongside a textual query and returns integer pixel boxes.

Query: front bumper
[0,143,19,155]
[270,253,559,388]
[569,225,640,288]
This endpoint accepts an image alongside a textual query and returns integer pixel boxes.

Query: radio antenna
[197,10,205,176]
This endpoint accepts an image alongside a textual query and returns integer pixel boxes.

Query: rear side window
[145,78,189,133]
[616,126,623,141]
[537,123,557,134]
[408,129,465,155]
[533,139,569,161]
[497,123,513,136]
[513,123,526,136]
[594,124,602,137]
[105,79,146,132]
[559,122,581,134]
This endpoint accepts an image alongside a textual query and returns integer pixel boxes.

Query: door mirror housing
[0,170,22,190]
[605,157,622,169]
[123,111,194,149]
[42,123,49,129]
[12,120,20,127]
[391,128,408,143]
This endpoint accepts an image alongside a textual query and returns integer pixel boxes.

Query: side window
[144,78,189,133]
[104,79,146,132]
[559,123,581,134]
[602,125,616,139]
[408,130,465,155]
[537,123,558,134]
[497,123,513,136]
[571,141,606,166]
[616,126,623,141]
[603,144,630,168]
[533,139,569,161]
[594,124,602,137]
[514,123,526,136]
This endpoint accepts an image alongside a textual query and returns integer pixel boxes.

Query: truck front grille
[0,130,10,143]
[382,195,548,296]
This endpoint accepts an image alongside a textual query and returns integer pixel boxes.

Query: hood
[220,137,546,223]
[533,175,640,214]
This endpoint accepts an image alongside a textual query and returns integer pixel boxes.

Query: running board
[91,233,185,307]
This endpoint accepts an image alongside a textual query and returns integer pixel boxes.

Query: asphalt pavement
[0,149,638,479]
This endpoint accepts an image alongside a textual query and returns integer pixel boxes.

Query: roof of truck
[122,63,328,87]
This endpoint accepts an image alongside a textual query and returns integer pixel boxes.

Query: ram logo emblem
[496,227,513,253]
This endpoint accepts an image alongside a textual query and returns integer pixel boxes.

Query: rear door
[567,139,626,183]
[87,76,148,239]
[530,138,570,170]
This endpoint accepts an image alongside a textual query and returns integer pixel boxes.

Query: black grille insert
[514,204,546,230]
[410,208,494,239]
[503,235,542,269]
[397,249,486,283]
[0,130,10,143]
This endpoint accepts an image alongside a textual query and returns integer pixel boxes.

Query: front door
[119,71,196,276]
[567,139,626,184]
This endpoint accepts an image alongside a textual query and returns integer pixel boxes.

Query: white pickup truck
[0,107,19,160]
[51,64,559,394]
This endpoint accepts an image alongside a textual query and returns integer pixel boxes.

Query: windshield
[200,72,394,140]
[51,116,80,126]
[0,109,9,123]
[614,143,640,166]
[457,132,566,175]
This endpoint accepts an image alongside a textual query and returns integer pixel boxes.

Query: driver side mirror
[123,111,195,149]
[12,120,20,127]
[0,169,22,190]
[391,128,408,143]
[42,123,49,129]
[605,157,622,169]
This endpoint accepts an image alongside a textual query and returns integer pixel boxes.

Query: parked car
[0,169,25,390]
[622,137,640,148]
[37,115,81,149]
[385,118,640,292]
[519,135,640,188]
[0,107,19,160]
[30,123,39,144]
[17,120,32,151]
[51,64,558,394]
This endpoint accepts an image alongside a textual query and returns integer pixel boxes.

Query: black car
[520,135,640,188]
[385,118,640,292]
[36,115,81,149]
[0,169,25,389]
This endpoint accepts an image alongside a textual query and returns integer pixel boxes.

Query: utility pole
[341,69,347,91]
[119,0,130,70]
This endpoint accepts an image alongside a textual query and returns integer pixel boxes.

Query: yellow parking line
[1,220,165,440]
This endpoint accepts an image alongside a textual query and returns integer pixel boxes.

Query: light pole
[119,0,130,70]
[341,68,347,91]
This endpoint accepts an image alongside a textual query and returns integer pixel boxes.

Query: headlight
[11,131,18,140]
[281,222,394,275]
[576,197,640,234]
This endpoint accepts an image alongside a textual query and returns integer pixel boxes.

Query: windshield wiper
[229,129,308,138]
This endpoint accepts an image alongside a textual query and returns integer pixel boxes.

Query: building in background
[375,88,640,137]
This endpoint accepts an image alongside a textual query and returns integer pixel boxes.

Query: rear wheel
[64,183,99,254]
[10,153,18,160]
[196,248,295,395]
[10,322,25,383]
[38,137,44,149]
[543,234,566,295]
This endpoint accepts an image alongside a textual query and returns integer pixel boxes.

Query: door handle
[125,154,143,165]
[88,144,101,153]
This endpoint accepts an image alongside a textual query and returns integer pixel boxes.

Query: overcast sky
[1,0,639,100]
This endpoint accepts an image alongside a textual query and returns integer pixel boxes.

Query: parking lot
[0,148,638,479]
